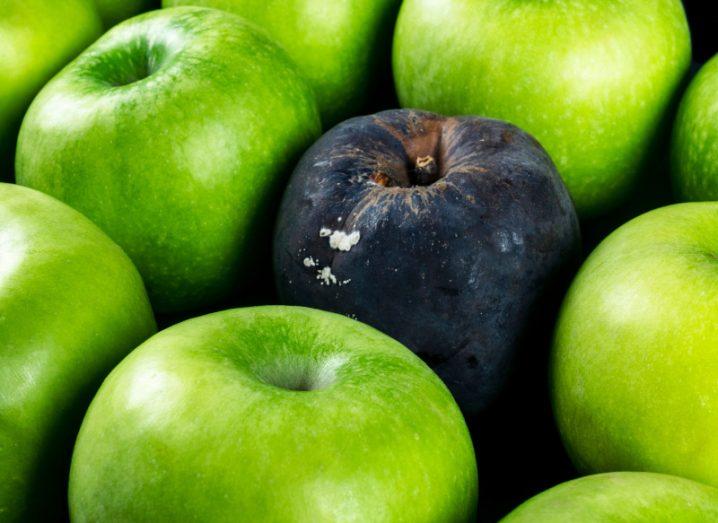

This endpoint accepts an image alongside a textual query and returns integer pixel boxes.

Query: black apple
[274,109,580,415]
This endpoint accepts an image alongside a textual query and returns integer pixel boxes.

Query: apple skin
[69,306,478,522]
[0,0,101,178]
[501,472,718,522]
[273,109,580,416]
[671,55,718,201]
[0,183,156,521]
[16,7,321,314]
[93,0,157,26]
[162,0,401,127]
[553,203,718,487]
[393,0,691,217]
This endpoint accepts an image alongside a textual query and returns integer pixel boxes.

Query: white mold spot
[319,227,332,237]
[303,257,318,268]
[328,230,360,252]
[317,266,338,286]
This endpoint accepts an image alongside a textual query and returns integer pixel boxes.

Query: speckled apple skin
[16,7,321,313]
[0,183,155,521]
[274,109,580,416]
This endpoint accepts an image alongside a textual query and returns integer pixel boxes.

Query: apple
[553,202,718,486]
[16,7,321,314]
[93,0,157,27]
[273,109,580,416]
[162,0,401,126]
[501,472,718,522]
[671,55,718,201]
[0,183,156,521]
[0,0,101,178]
[393,0,691,217]
[69,306,478,521]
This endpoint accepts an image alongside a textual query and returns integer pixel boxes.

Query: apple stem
[413,155,439,185]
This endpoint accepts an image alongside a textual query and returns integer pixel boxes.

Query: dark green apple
[0,183,156,521]
[0,0,101,178]
[163,0,401,126]
[69,306,478,521]
[553,203,718,486]
[16,7,321,314]
[393,0,691,217]
[502,472,718,522]
[672,55,718,200]
[94,0,157,27]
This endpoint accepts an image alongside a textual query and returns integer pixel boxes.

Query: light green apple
[0,0,101,178]
[93,0,157,27]
[502,472,718,522]
[393,0,691,217]
[553,202,718,486]
[69,306,478,522]
[16,7,321,314]
[671,55,718,201]
[163,0,401,126]
[0,183,156,521]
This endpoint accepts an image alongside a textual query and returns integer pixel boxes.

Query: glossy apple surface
[393,0,691,216]
[274,109,579,416]
[69,306,478,521]
[93,0,156,26]
[16,7,321,314]
[0,183,156,521]
[502,472,718,522]
[0,0,101,177]
[672,55,718,201]
[553,203,718,486]
[163,0,401,126]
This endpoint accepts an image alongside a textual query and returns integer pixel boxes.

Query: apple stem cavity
[412,155,439,185]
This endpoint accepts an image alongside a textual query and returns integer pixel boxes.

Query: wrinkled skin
[274,109,580,416]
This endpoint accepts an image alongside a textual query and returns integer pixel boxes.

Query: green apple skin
[393,0,691,217]
[0,0,101,178]
[163,0,401,127]
[501,472,718,522]
[671,55,718,201]
[16,7,321,314]
[94,0,157,27]
[553,202,718,486]
[69,306,478,522]
[0,183,156,521]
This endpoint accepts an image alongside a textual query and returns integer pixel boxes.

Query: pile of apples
[2,0,718,521]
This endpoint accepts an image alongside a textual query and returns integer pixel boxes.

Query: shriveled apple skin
[163,0,401,126]
[16,7,321,313]
[274,109,580,416]
[69,306,477,522]
[394,0,691,217]
[0,183,156,521]
[502,472,718,522]
[0,0,101,178]
[553,203,718,487]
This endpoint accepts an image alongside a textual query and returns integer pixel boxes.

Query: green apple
[393,0,691,217]
[502,472,718,522]
[0,183,155,521]
[69,306,478,521]
[0,0,101,178]
[671,55,718,201]
[553,202,718,486]
[163,0,401,126]
[93,0,156,27]
[16,7,321,314]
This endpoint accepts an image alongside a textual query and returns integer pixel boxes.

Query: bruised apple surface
[274,109,580,415]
